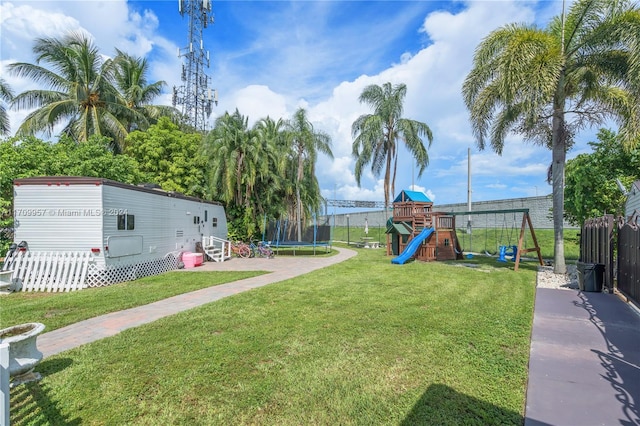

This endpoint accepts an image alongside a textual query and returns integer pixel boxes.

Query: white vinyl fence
[1,342,9,426]
[1,251,93,292]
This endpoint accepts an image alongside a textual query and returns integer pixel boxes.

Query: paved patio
[525,288,640,426]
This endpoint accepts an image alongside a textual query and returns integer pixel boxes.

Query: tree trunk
[551,103,566,274]
[296,151,304,242]
[384,152,392,255]
[236,151,244,206]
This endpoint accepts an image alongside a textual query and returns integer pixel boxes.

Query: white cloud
[303,0,546,204]
[1,0,182,139]
[486,182,508,190]
[0,0,576,207]
[220,85,288,127]
[0,3,82,48]
[409,184,436,202]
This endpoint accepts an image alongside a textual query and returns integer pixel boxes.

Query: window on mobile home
[117,214,135,230]
[212,217,217,227]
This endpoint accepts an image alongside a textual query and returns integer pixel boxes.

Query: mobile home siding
[10,177,228,289]
[101,185,226,266]
[625,181,640,218]
[14,183,103,252]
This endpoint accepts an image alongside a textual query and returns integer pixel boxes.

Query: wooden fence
[1,251,94,292]
[581,215,614,292]
[582,213,640,306]
[617,213,640,304]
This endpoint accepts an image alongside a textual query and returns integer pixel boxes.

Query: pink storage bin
[182,252,196,268]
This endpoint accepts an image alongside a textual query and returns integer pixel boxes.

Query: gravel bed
[537,264,579,290]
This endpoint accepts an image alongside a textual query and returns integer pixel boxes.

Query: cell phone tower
[173,0,218,132]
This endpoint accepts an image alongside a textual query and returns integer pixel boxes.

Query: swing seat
[497,245,517,262]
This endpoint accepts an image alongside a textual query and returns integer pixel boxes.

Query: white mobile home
[7,176,227,289]
[624,180,640,219]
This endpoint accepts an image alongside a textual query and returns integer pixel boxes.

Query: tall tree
[564,129,639,226]
[462,0,640,274]
[9,32,144,151]
[352,82,433,219]
[113,49,180,134]
[125,117,206,198]
[204,109,256,206]
[251,116,287,219]
[284,108,333,241]
[204,111,288,239]
[0,77,14,135]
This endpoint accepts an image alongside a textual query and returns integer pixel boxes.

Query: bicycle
[250,240,275,258]
[230,240,251,258]
[259,241,275,258]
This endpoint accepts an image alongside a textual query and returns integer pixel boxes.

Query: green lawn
[9,249,536,425]
[333,226,580,261]
[456,228,580,260]
[0,271,265,332]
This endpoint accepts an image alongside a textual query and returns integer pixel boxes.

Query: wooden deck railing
[435,214,455,230]
[393,202,432,220]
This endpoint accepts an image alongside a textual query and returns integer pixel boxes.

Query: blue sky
[2,0,599,210]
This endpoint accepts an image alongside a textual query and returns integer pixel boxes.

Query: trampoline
[266,217,331,255]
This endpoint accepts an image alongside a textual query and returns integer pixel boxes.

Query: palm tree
[113,50,180,134]
[251,116,288,219]
[204,109,255,206]
[352,82,433,219]
[205,111,294,239]
[284,108,333,242]
[0,77,14,135]
[462,0,640,274]
[9,32,143,151]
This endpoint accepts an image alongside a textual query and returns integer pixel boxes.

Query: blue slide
[391,227,434,264]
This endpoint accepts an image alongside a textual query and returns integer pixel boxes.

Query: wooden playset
[386,190,544,270]
[386,190,463,263]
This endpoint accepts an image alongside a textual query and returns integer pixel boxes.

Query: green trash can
[577,262,604,292]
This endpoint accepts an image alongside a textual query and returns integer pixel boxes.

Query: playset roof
[393,190,432,203]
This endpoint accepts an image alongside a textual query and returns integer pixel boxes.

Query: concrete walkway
[37,247,356,358]
[525,288,640,426]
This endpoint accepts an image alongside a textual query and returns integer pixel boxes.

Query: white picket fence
[2,251,94,292]
[0,342,8,426]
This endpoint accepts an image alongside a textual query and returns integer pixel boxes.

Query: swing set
[448,208,544,271]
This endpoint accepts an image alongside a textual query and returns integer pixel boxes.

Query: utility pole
[173,0,217,132]
[467,147,472,234]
